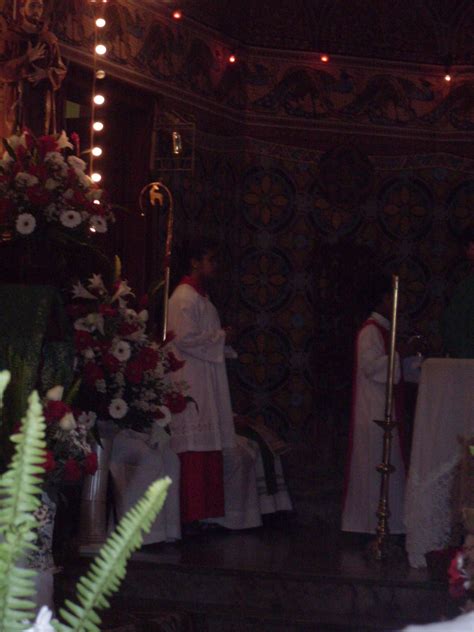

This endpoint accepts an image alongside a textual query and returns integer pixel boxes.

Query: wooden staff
[370,274,400,560]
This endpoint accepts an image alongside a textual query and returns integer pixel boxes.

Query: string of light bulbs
[89,0,108,184]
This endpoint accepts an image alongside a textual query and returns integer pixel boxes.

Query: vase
[26,491,57,613]
[78,420,118,553]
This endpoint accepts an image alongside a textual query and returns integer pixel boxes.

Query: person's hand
[26,41,46,64]
[27,67,48,85]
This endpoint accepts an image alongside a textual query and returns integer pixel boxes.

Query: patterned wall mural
[2,0,473,522]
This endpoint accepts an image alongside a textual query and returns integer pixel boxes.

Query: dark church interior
[0,0,474,630]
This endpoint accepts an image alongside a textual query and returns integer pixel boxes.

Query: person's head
[367,274,393,318]
[460,225,474,263]
[181,237,220,282]
[20,0,44,27]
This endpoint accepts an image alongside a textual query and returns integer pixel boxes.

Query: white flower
[90,215,107,233]
[71,280,97,300]
[64,188,74,199]
[59,412,76,431]
[15,213,36,235]
[60,209,82,228]
[46,385,64,401]
[44,151,66,166]
[57,130,73,150]
[84,348,95,360]
[45,177,60,190]
[7,132,26,151]
[109,398,128,419]
[78,410,97,430]
[74,313,105,335]
[156,405,171,427]
[15,171,38,187]
[0,152,13,168]
[111,280,133,303]
[67,155,86,172]
[112,340,131,362]
[24,605,55,632]
[88,273,106,293]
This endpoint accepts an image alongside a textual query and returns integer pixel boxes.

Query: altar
[405,358,474,568]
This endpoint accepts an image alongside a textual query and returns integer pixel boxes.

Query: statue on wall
[0,0,66,138]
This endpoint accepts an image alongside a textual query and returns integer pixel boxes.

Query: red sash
[343,319,407,507]
[179,275,207,297]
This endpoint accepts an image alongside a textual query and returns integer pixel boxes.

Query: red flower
[164,330,176,344]
[44,400,71,424]
[84,362,104,385]
[64,458,82,482]
[103,353,120,374]
[84,452,98,475]
[75,330,94,351]
[42,450,56,472]
[138,347,158,371]
[118,322,140,337]
[166,351,185,373]
[27,185,51,206]
[99,304,117,317]
[165,392,187,414]
[38,135,58,157]
[125,360,144,384]
[448,551,470,599]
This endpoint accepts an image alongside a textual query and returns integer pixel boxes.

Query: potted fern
[0,370,170,631]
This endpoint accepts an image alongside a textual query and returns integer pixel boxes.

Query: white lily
[46,385,64,402]
[24,606,55,632]
[71,281,97,300]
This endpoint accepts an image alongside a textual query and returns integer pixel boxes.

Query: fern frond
[56,477,171,632]
[0,385,46,631]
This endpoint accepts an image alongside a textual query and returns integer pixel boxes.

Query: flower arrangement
[0,130,114,238]
[41,385,98,488]
[70,274,190,433]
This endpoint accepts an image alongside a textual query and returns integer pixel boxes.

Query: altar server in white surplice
[167,238,292,531]
[342,275,406,534]
[167,238,237,525]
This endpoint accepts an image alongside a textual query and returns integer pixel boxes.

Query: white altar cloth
[405,358,474,567]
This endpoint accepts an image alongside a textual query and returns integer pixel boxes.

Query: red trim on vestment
[179,275,207,297]
[343,318,407,508]
[179,451,224,523]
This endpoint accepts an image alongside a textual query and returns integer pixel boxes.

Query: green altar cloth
[443,273,474,359]
[0,284,74,456]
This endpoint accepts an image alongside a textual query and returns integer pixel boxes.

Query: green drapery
[0,284,74,464]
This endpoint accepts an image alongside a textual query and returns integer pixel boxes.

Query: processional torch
[369,274,401,561]
[138,181,175,343]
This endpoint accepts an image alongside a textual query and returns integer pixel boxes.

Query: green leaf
[57,478,170,632]
[0,383,46,630]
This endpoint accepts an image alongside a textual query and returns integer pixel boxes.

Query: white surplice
[342,312,406,534]
[167,283,236,453]
[109,427,181,544]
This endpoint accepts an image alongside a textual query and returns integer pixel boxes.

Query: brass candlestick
[369,274,401,561]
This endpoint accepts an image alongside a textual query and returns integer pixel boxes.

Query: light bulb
[93,199,101,205]
[229,54,236,64]
[92,146,103,157]
[91,172,102,182]
[95,44,107,55]
[444,73,452,82]
[320,54,329,62]
[173,9,182,19]
[93,121,104,131]
[96,69,106,79]
[94,94,105,105]
[96,18,106,27]
[90,226,97,232]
